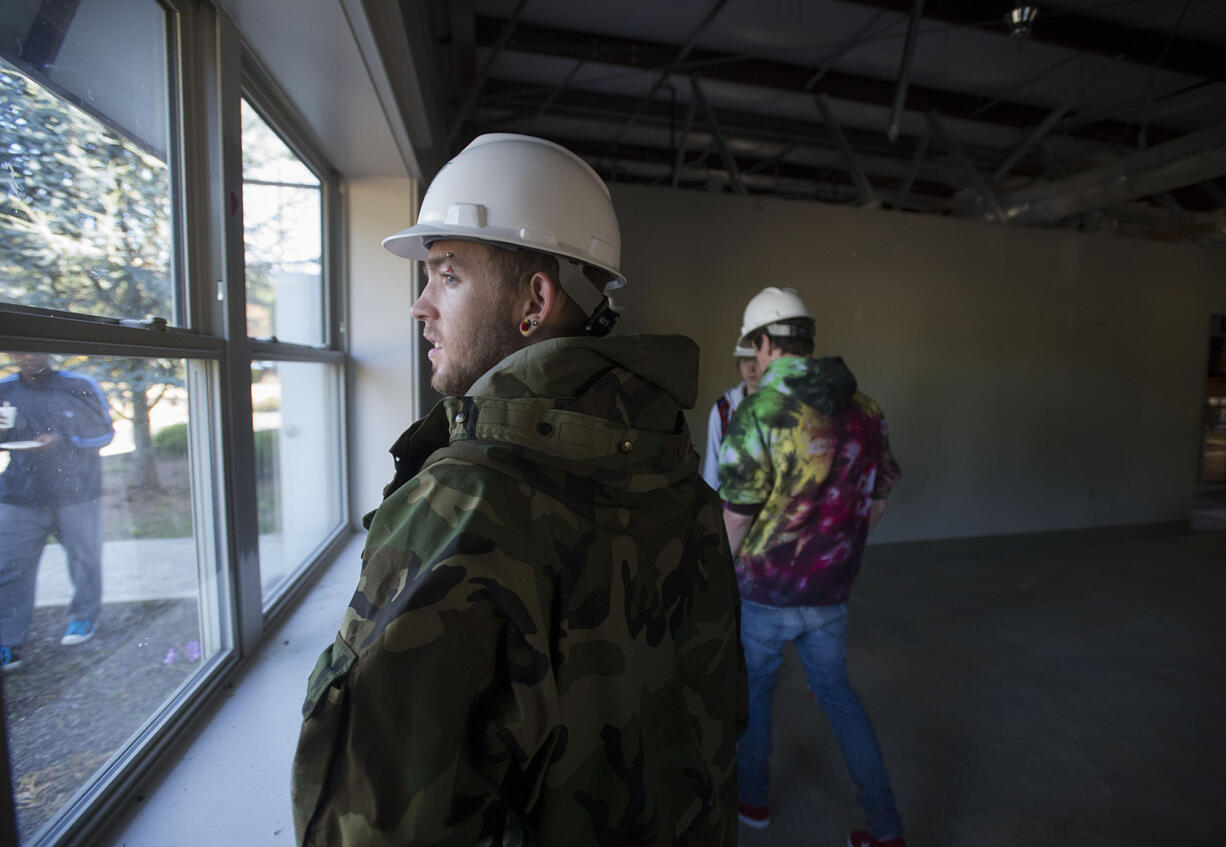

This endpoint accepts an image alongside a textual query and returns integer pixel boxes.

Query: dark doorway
[1193,315,1226,530]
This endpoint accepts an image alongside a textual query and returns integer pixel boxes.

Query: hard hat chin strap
[557,258,621,337]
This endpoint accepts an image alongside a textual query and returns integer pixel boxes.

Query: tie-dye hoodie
[717,355,900,607]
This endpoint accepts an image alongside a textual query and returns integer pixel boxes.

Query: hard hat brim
[382,225,626,290]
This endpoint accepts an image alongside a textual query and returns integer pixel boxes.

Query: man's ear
[521,271,560,329]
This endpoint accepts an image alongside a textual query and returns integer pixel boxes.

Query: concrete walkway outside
[34,535,285,606]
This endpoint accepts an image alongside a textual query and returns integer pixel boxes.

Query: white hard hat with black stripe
[382,133,624,335]
[739,286,815,347]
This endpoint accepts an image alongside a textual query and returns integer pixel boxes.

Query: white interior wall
[609,184,1226,543]
[347,178,419,527]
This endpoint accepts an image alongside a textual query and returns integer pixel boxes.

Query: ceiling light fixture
[1005,5,1039,39]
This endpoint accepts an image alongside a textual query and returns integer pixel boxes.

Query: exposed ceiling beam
[597,0,730,167]
[690,76,747,195]
[446,0,527,148]
[846,0,1226,82]
[818,94,879,205]
[478,79,1004,187]
[671,94,698,187]
[559,136,954,207]
[928,111,1007,221]
[445,0,476,95]
[992,97,1076,184]
[806,8,890,89]
[487,115,959,200]
[887,0,924,144]
[474,16,1172,148]
[894,127,930,210]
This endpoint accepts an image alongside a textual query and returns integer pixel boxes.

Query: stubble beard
[430,317,525,395]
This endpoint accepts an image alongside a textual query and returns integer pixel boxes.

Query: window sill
[98,532,362,845]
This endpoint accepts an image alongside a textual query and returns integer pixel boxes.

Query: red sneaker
[847,831,906,847]
[737,800,771,829]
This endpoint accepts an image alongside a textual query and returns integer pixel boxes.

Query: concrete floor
[744,528,1226,847]
[100,526,1226,846]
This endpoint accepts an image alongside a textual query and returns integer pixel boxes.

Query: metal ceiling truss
[472,17,1176,148]
[452,3,1226,242]
[596,0,730,168]
[886,0,924,144]
[477,79,974,193]
[817,94,880,206]
[689,76,747,195]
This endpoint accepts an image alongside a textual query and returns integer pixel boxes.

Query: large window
[0,2,347,844]
[240,93,344,606]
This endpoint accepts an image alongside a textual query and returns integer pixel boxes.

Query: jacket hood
[469,334,699,414]
[759,355,858,415]
[375,335,704,518]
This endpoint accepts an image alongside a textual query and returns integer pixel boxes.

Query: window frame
[237,51,350,618]
[0,1,351,843]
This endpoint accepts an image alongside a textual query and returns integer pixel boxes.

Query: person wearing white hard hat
[292,134,746,846]
[701,342,760,491]
[717,287,906,847]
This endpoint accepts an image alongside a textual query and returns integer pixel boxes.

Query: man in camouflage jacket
[292,134,746,846]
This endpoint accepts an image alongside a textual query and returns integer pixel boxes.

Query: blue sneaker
[0,646,21,671]
[61,620,96,646]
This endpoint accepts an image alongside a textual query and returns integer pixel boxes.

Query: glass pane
[0,351,223,843]
[252,361,342,602]
[242,100,324,345]
[0,0,176,323]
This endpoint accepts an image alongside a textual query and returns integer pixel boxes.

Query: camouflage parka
[292,334,747,846]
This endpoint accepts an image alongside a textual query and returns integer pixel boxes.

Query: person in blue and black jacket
[0,352,113,671]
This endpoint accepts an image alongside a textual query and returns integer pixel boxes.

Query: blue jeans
[0,500,103,646]
[737,599,903,839]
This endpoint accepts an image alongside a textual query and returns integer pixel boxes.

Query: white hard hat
[739,286,815,346]
[383,133,624,289]
[733,344,756,358]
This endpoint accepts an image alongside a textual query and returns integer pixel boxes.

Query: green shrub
[153,422,189,456]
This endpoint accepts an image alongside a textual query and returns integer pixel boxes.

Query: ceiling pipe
[996,121,1226,225]
[887,0,924,144]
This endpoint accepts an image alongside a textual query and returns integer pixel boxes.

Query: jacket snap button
[454,412,467,424]
[537,422,553,435]
[617,439,632,453]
